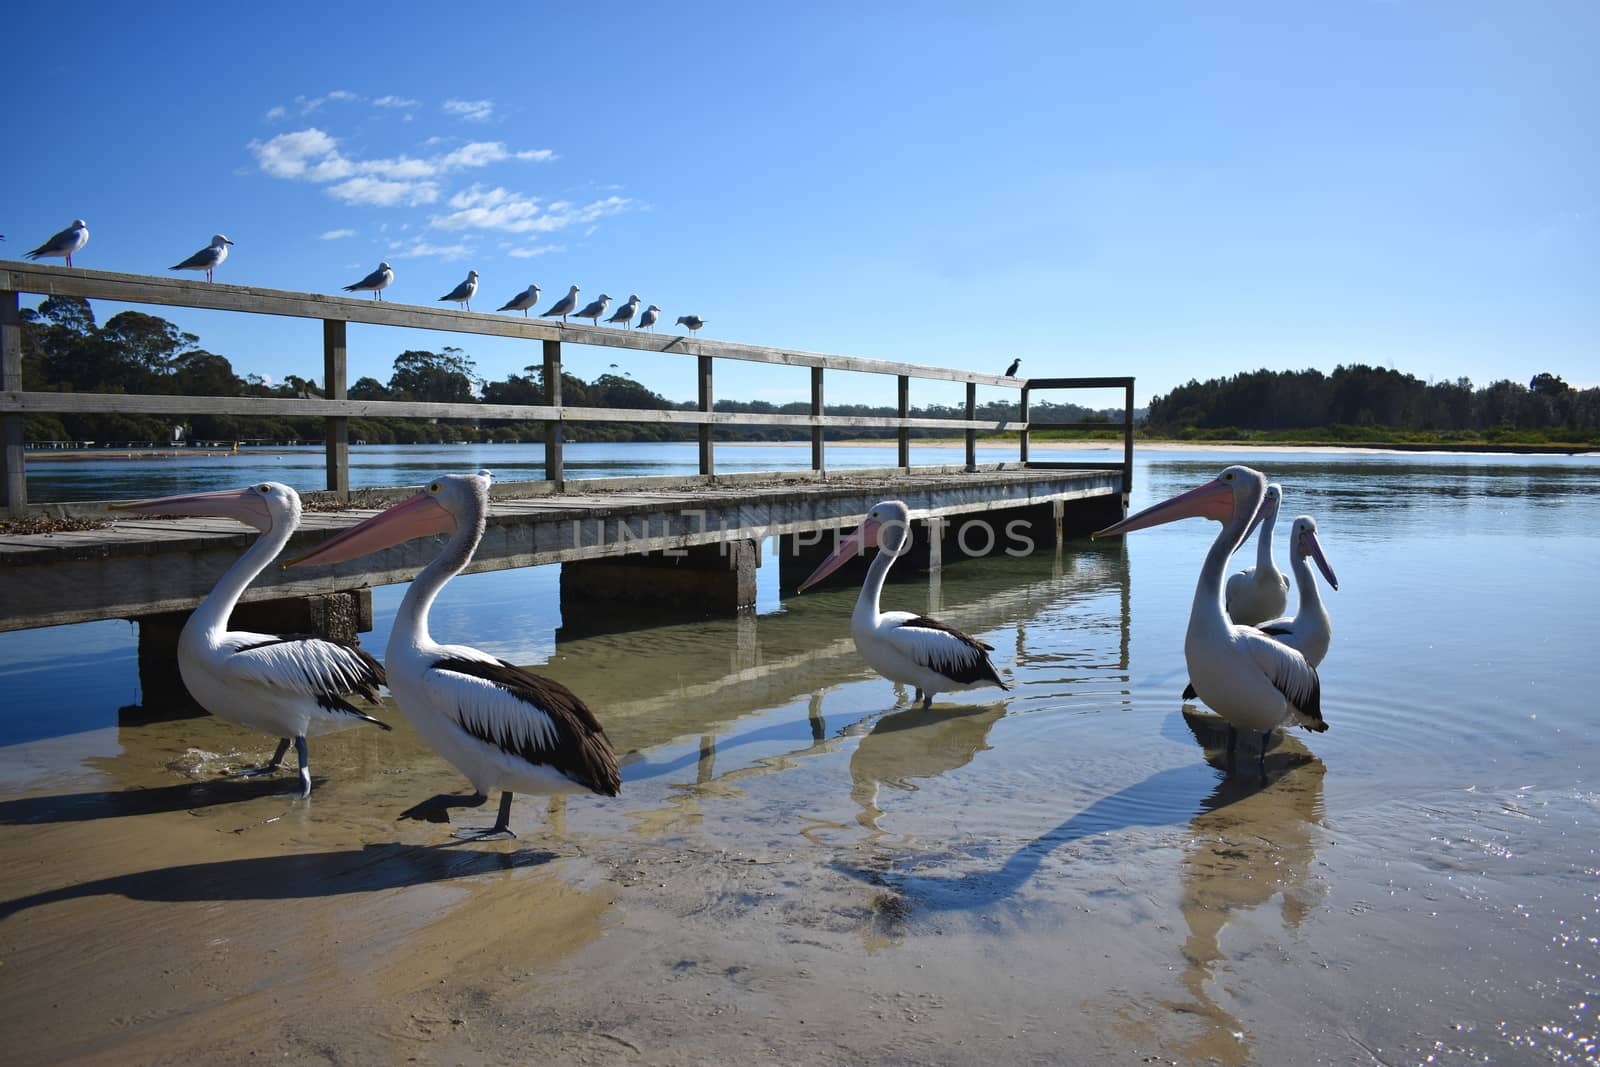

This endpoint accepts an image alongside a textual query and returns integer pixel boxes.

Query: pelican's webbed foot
[453,792,517,841]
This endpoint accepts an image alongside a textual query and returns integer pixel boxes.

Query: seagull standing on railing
[574,293,611,326]
[440,270,479,310]
[636,304,660,331]
[676,314,706,333]
[497,283,541,316]
[606,294,640,327]
[169,234,234,283]
[542,284,580,321]
[343,262,393,300]
[26,219,89,267]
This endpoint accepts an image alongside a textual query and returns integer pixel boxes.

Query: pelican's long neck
[392,507,483,654]
[1194,510,1254,632]
[1255,504,1278,572]
[1289,550,1326,625]
[188,518,295,642]
[854,543,897,628]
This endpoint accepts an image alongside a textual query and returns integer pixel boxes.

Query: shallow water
[2,445,1598,1064]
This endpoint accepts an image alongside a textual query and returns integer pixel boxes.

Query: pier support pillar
[560,539,760,620]
[130,590,373,718]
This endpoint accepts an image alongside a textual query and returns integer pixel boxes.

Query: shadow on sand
[0,842,555,920]
[837,708,1321,914]
[0,775,319,825]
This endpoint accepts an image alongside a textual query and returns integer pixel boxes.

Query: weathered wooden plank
[323,319,349,497]
[1026,421,1126,433]
[1,289,22,516]
[1023,376,1135,390]
[1,263,1023,388]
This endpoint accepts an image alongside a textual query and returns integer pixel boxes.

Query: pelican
[606,294,640,327]
[797,500,1007,708]
[574,293,611,326]
[1094,466,1325,748]
[541,284,580,321]
[343,261,394,300]
[169,234,233,283]
[1253,515,1338,666]
[497,283,540,316]
[439,270,479,310]
[286,472,620,838]
[112,483,390,796]
[26,219,89,266]
[1225,482,1288,625]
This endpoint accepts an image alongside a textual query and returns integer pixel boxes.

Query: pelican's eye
[428,482,441,493]
[258,484,271,493]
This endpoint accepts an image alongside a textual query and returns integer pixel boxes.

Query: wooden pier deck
[0,467,1120,633]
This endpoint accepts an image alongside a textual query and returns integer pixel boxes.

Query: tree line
[1145,365,1597,443]
[16,297,1115,446]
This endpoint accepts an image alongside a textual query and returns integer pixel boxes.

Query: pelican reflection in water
[848,703,1007,834]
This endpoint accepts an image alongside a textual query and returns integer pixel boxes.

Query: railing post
[1019,382,1031,465]
[897,374,910,469]
[810,366,825,474]
[1,288,25,516]
[698,354,714,477]
[543,339,564,485]
[964,381,977,472]
[1123,378,1136,499]
[322,319,349,498]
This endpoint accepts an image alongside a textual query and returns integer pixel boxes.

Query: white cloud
[515,148,557,162]
[250,128,350,180]
[330,176,440,207]
[327,89,359,102]
[265,105,288,121]
[373,95,420,109]
[320,228,357,240]
[508,243,565,258]
[388,239,472,260]
[430,185,632,234]
[443,98,494,122]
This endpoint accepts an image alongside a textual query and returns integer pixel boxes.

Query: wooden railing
[0,263,1133,513]
[1020,376,1137,504]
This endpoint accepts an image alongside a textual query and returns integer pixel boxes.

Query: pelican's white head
[796,499,912,593]
[1290,515,1339,590]
[1093,464,1267,539]
[112,480,299,535]
[285,472,489,569]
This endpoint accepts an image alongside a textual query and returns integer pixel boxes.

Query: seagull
[343,262,394,300]
[542,284,580,321]
[606,294,640,327]
[636,304,660,331]
[26,219,90,267]
[111,483,390,796]
[440,270,479,310]
[287,472,621,838]
[169,234,234,283]
[497,283,541,316]
[676,315,706,333]
[1004,358,1021,376]
[574,293,611,326]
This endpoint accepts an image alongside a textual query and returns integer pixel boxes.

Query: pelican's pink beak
[111,486,272,531]
[1302,526,1339,591]
[284,491,454,568]
[1091,478,1236,539]
[796,517,882,593]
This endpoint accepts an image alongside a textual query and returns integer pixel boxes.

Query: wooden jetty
[0,262,1135,702]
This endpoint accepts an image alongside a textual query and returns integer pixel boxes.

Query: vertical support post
[810,366,825,474]
[964,381,977,473]
[1,288,25,517]
[1019,382,1031,465]
[1123,377,1136,500]
[897,374,910,469]
[698,354,714,477]
[322,319,349,498]
[543,339,564,485]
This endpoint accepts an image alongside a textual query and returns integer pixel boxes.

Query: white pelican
[169,234,233,283]
[287,472,620,839]
[1094,466,1325,747]
[26,219,89,266]
[113,483,390,796]
[1224,482,1289,625]
[343,261,394,300]
[1253,515,1339,667]
[797,500,1008,708]
[439,270,479,310]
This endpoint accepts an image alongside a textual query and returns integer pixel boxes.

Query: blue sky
[9,3,1596,412]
